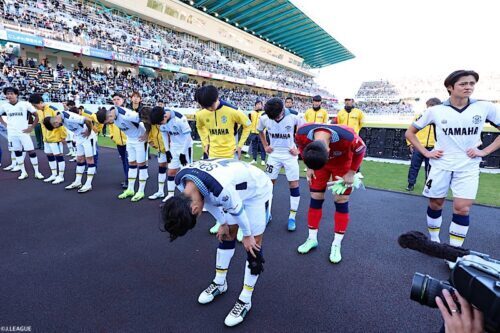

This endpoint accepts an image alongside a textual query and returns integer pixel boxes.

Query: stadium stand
[355,80,400,102]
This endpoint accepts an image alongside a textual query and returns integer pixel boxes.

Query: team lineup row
[1,70,500,326]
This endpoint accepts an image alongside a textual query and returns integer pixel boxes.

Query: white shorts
[44,142,64,155]
[8,134,34,152]
[76,136,97,158]
[127,141,148,164]
[158,152,167,164]
[169,147,192,170]
[66,131,74,141]
[226,195,272,236]
[265,153,299,181]
[423,167,480,200]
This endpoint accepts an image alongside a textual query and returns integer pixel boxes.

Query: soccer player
[406,98,440,191]
[29,94,67,184]
[247,100,266,166]
[0,121,7,167]
[336,98,365,135]
[63,100,77,160]
[109,93,129,189]
[405,70,500,259]
[304,95,329,124]
[258,97,304,231]
[149,106,192,201]
[194,85,252,234]
[43,107,96,193]
[96,105,149,202]
[161,158,272,327]
[295,123,366,263]
[0,87,43,180]
[80,105,104,169]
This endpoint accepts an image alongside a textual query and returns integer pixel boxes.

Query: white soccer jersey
[61,111,91,140]
[413,99,500,171]
[257,109,303,155]
[175,159,273,236]
[0,101,37,136]
[113,106,145,143]
[159,109,192,151]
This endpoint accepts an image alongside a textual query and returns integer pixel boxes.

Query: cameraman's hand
[436,289,484,333]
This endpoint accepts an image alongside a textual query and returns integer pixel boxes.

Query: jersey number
[265,164,274,173]
[425,179,433,189]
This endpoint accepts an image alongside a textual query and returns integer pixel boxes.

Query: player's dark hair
[303,141,328,170]
[28,93,44,105]
[150,106,165,125]
[160,194,197,241]
[43,116,54,131]
[66,100,76,107]
[426,98,441,107]
[69,106,79,114]
[285,96,293,102]
[131,91,141,98]
[195,85,218,108]
[3,86,19,95]
[95,108,108,124]
[444,70,479,93]
[313,95,322,102]
[140,106,151,124]
[264,97,284,120]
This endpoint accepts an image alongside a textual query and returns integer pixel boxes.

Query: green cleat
[118,189,135,199]
[131,191,145,202]
[329,244,342,263]
[297,239,318,254]
[209,222,221,234]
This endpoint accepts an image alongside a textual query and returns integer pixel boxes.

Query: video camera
[398,231,500,333]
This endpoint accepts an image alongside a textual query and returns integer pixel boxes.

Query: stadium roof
[182,0,354,68]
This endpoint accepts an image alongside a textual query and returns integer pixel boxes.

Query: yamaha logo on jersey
[221,115,228,124]
[472,115,482,124]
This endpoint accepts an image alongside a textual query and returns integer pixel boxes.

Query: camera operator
[436,289,484,333]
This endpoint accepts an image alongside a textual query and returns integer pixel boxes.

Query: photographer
[436,289,484,333]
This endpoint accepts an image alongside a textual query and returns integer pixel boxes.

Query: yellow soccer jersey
[249,110,264,134]
[336,108,365,134]
[406,113,435,148]
[38,104,67,143]
[304,108,329,124]
[195,100,251,158]
[109,123,127,146]
[82,110,104,134]
[149,124,166,153]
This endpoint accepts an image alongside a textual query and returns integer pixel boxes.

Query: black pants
[407,147,432,185]
[34,123,43,149]
[117,144,129,182]
[249,133,265,161]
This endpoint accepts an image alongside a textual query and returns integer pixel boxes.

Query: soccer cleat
[329,244,342,264]
[18,172,29,180]
[65,182,82,190]
[52,176,64,185]
[260,160,265,166]
[148,191,165,200]
[237,228,243,242]
[34,172,44,180]
[11,165,21,172]
[131,191,145,202]
[69,157,77,162]
[44,175,57,183]
[287,218,296,231]
[3,164,14,171]
[209,222,221,234]
[224,300,252,327]
[249,160,256,165]
[78,185,92,193]
[406,184,414,191]
[66,151,73,156]
[244,154,250,159]
[118,189,135,199]
[162,192,174,203]
[297,238,318,254]
[198,281,227,304]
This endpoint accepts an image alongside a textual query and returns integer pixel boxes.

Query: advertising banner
[6,30,43,46]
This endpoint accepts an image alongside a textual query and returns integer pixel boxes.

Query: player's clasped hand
[243,235,261,258]
[264,145,273,154]
[425,149,444,159]
[289,147,299,156]
[466,148,487,158]
[82,129,90,138]
[138,132,148,142]
[306,168,316,185]
[435,289,484,333]
[22,125,33,134]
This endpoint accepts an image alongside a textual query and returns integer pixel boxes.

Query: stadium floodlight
[252,31,255,34]
[214,12,219,17]
[202,6,207,11]
[243,27,247,31]
[225,18,229,22]
[189,0,194,5]
[235,22,239,26]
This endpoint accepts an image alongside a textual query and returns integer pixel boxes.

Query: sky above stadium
[291,0,499,99]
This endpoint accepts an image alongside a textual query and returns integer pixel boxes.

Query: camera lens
[410,273,454,308]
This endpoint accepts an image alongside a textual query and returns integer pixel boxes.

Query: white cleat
[18,172,29,180]
[198,281,227,304]
[52,176,65,185]
[162,192,174,203]
[260,160,266,166]
[44,175,57,183]
[224,300,252,327]
[249,160,256,165]
[34,172,44,180]
[65,182,82,190]
[3,164,15,171]
[148,191,165,200]
[11,165,21,172]
[78,185,92,193]
[69,157,77,162]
